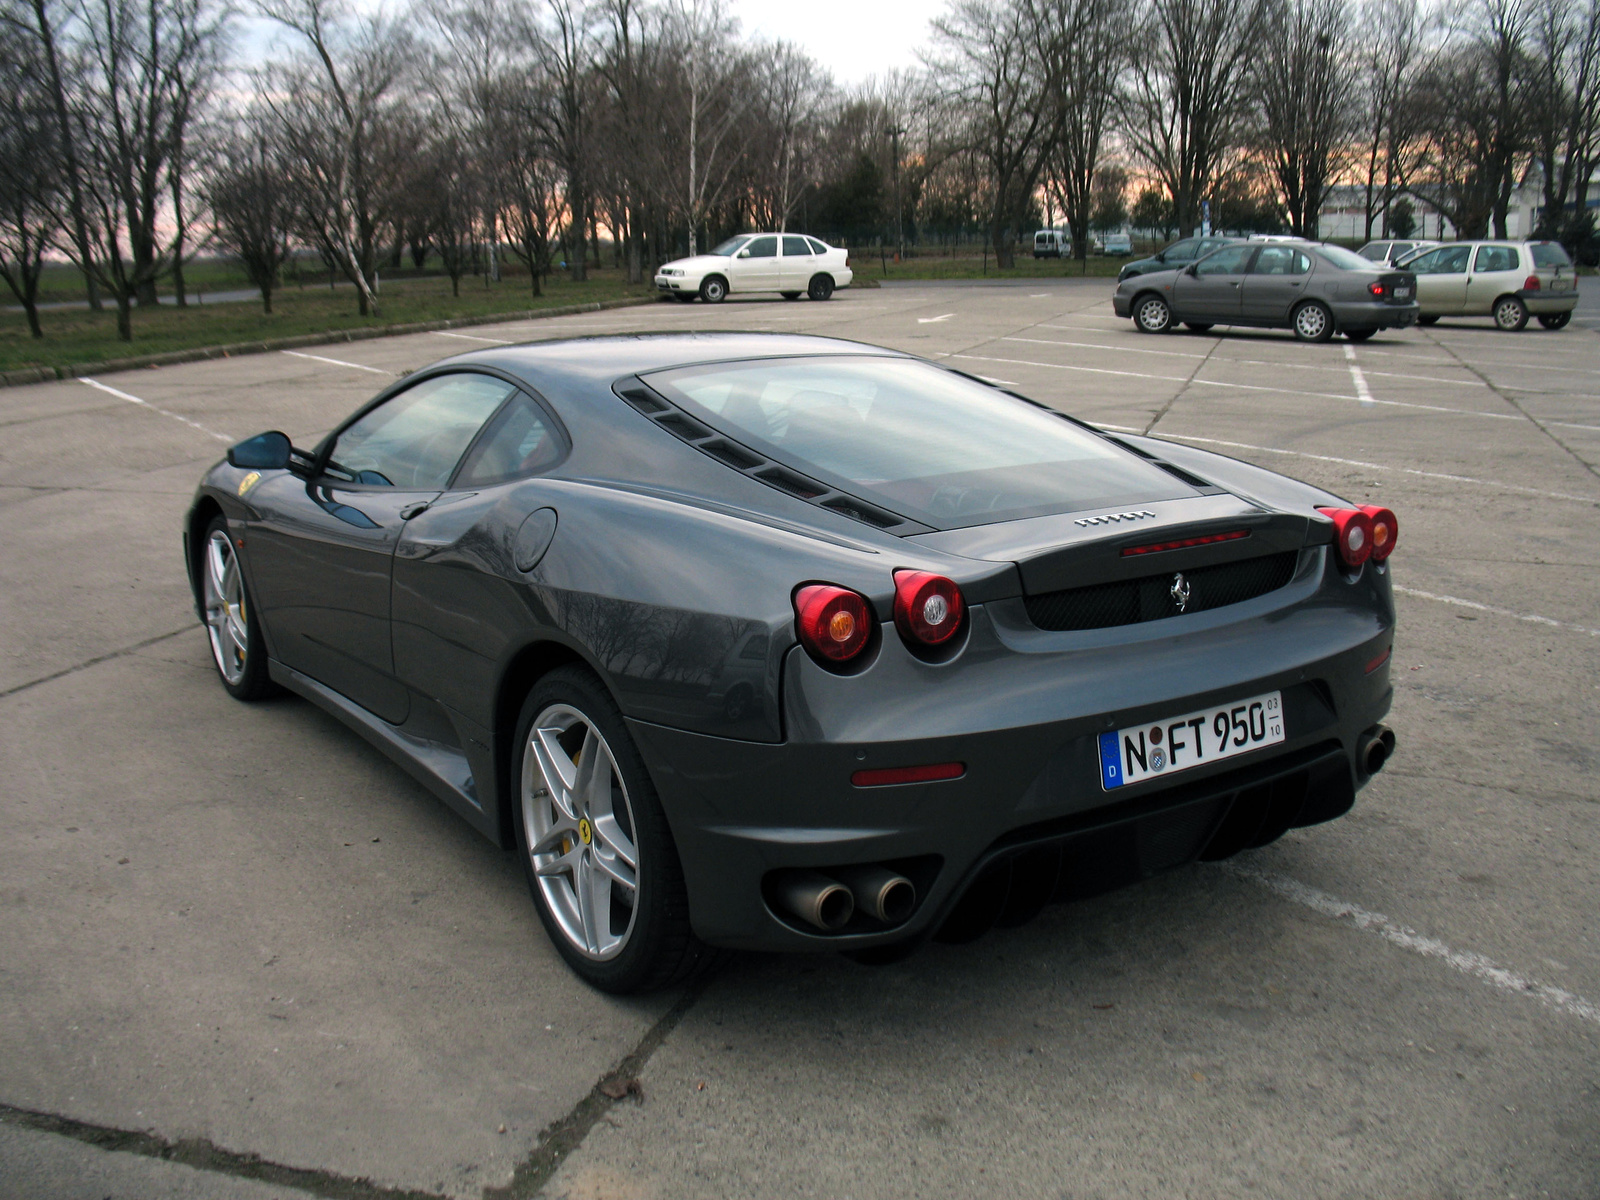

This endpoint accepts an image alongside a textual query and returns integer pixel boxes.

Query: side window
[453,392,563,487]
[327,373,514,489]
[744,236,777,258]
[1473,245,1519,273]
[1164,240,1197,262]
[1194,245,1254,276]
[1251,247,1301,275]
[1415,246,1469,274]
[783,235,811,256]
[806,237,829,255]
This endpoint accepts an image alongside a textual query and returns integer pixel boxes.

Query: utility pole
[886,124,906,261]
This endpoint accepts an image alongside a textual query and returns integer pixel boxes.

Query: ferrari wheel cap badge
[577,818,593,845]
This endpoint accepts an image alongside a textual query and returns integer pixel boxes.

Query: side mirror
[1155,252,1166,262]
[1185,263,1200,276]
[227,430,292,470]
[737,248,751,258]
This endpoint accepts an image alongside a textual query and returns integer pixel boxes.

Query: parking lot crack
[1419,329,1600,482]
[0,1103,446,1199]
[485,981,704,1199]
[0,626,193,701]
[1143,338,1224,435]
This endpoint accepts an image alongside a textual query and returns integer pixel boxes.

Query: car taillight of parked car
[794,584,872,663]
[1368,281,1386,297]
[1524,274,1541,291]
[1358,505,1399,562]
[893,570,965,647]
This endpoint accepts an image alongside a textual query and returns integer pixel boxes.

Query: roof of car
[436,331,909,388]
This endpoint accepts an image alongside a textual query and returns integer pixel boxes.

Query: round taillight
[893,570,965,646]
[794,584,871,663]
[1524,274,1541,291]
[1317,507,1374,568]
[1359,505,1398,562]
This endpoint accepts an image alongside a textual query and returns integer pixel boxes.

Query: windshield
[709,237,751,257]
[1531,242,1572,267]
[1315,244,1379,271]
[641,356,1194,528]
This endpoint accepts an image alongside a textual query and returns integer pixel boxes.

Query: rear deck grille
[1024,550,1299,631]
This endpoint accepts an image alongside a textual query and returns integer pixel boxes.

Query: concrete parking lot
[1,277,1597,1200]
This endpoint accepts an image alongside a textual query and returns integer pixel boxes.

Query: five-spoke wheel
[200,514,273,700]
[513,666,718,992]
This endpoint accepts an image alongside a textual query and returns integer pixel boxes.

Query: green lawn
[2,270,656,374]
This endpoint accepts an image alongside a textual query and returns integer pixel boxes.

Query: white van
[1033,229,1070,258]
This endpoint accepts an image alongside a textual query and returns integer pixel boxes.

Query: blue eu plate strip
[1098,731,1123,790]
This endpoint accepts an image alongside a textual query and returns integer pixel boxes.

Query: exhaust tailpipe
[833,864,917,924]
[1357,725,1396,776]
[774,871,855,931]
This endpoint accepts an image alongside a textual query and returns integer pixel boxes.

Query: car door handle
[399,501,431,520]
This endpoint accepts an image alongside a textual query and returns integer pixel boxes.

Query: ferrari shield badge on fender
[237,471,261,496]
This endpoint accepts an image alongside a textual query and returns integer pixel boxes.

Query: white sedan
[654,233,853,303]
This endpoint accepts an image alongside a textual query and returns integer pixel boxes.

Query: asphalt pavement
[1,279,1596,1200]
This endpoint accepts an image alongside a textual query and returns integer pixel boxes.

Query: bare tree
[1526,0,1600,240]
[1120,0,1261,235]
[260,0,415,316]
[927,0,1055,268]
[0,17,60,336]
[1355,0,1427,240]
[1254,0,1359,235]
[666,0,753,256]
[1040,0,1129,265]
[205,114,296,313]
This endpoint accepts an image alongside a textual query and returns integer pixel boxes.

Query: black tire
[1292,300,1334,343]
[1493,296,1529,331]
[511,665,722,993]
[780,291,801,300]
[807,274,835,301]
[1538,311,1571,330]
[1345,328,1376,342]
[1133,293,1172,333]
[698,275,727,303]
[1416,314,1439,326]
[199,514,276,701]
[1185,322,1213,333]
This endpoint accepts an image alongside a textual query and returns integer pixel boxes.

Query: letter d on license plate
[1098,690,1284,790]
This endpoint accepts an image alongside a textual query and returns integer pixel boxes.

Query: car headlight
[660,268,679,276]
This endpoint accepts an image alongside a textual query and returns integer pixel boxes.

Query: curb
[0,295,662,388]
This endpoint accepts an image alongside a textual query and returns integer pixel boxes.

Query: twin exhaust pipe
[774,865,917,931]
[1358,724,1397,776]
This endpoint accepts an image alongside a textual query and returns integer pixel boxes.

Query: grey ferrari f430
[185,333,1398,992]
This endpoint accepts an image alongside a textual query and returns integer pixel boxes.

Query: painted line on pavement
[431,330,513,344]
[1344,343,1375,405]
[1227,863,1600,1028]
[954,352,1522,418]
[1090,424,1600,506]
[281,350,391,374]
[1391,585,1600,637]
[77,377,231,443]
[918,313,955,324]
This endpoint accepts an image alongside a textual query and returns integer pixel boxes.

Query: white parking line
[1090,424,1600,506]
[918,313,955,324]
[281,350,391,374]
[1228,863,1600,1028]
[431,331,513,344]
[77,377,232,443]
[1344,343,1374,406]
[954,352,1522,419]
[1392,585,1600,637]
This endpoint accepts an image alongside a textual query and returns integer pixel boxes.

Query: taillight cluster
[1317,505,1398,568]
[793,570,966,665]
[1523,274,1541,291]
[1368,281,1386,297]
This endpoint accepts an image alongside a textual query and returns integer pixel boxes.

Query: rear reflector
[851,762,965,787]
[1121,529,1250,557]
[1365,645,1392,674]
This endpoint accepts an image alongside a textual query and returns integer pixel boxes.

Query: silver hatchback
[1400,240,1578,331]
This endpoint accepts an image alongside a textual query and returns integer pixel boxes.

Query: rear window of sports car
[640,356,1194,528]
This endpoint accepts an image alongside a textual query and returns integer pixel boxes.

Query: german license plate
[1098,690,1284,790]
[1393,286,1411,299]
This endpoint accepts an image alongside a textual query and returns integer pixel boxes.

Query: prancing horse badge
[1170,573,1191,612]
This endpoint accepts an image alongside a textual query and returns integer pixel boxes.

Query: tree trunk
[261,284,273,315]
[115,293,133,341]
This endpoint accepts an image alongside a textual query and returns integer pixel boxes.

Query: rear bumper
[1522,290,1578,313]
[1331,299,1418,329]
[637,550,1396,951]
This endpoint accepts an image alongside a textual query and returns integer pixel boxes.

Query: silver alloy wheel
[1294,303,1329,340]
[522,704,640,961]
[203,529,248,685]
[1494,297,1527,331]
[1135,296,1169,332]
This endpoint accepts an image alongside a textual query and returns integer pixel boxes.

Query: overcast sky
[730,0,934,85]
